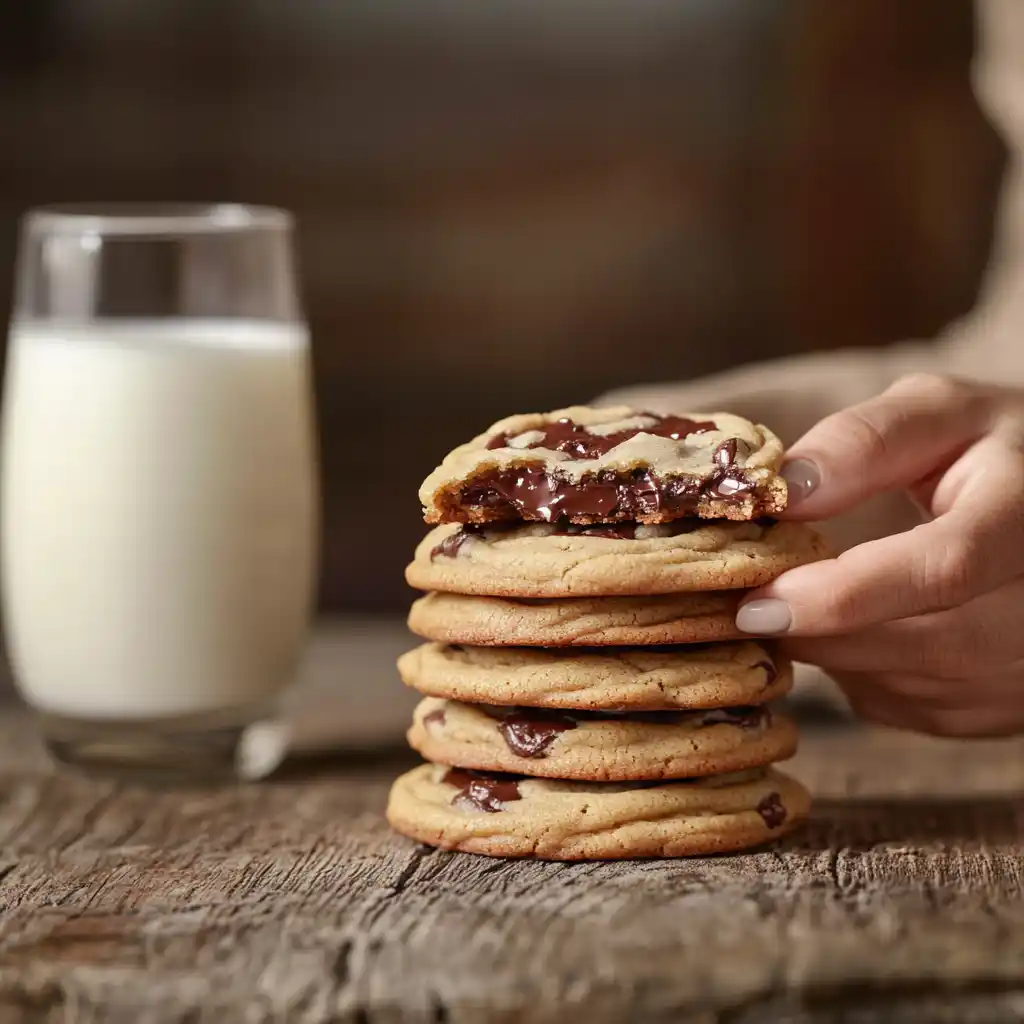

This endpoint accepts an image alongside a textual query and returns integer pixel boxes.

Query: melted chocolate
[423,707,447,728]
[698,706,769,730]
[486,413,717,459]
[485,707,579,758]
[756,792,787,829]
[430,526,480,560]
[443,767,523,813]
[754,659,777,686]
[458,465,755,523]
[713,438,737,469]
[711,472,755,498]
[463,413,758,522]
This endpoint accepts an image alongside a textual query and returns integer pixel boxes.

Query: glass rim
[22,203,293,237]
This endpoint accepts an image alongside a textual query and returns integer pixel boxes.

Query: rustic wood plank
[0,710,1019,1023]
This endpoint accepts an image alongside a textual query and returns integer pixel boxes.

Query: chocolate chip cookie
[387,763,810,858]
[408,591,747,647]
[420,406,787,526]
[399,641,790,709]
[408,518,829,598]
[407,697,797,782]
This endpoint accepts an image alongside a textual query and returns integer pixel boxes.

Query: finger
[780,577,1024,677]
[779,373,997,518]
[738,437,1024,634]
[830,669,1024,738]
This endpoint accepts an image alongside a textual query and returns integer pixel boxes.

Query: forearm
[598,338,948,446]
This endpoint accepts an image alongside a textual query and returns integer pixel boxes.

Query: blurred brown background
[0,0,1005,613]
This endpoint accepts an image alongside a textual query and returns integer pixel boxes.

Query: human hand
[734,373,1024,737]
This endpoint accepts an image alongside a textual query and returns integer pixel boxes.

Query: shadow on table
[778,692,857,729]
[784,793,1024,851]
[271,742,418,782]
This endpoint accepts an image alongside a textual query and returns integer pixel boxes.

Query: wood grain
[0,708,1019,1023]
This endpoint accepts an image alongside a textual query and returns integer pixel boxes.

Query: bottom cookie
[387,763,810,860]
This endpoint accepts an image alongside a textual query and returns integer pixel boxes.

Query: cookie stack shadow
[386,408,831,860]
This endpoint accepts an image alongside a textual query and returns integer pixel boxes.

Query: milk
[1,319,317,720]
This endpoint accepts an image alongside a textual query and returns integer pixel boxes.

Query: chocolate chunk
[486,413,717,459]
[430,525,480,560]
[710,472,754,498]
[491,708,578,758]
[756,792,787,829]
[753,659,777,686]
[698,706,769,730]
[443,767,523,813]
[713,438,738,469]
[422,707,447,728]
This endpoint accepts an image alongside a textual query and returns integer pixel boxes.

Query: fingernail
[781,458,820,508]
[736,598,792,635]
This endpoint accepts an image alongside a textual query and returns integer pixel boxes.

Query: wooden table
[0,624,1021,1023]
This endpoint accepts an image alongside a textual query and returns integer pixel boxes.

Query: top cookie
[419,406,787,525]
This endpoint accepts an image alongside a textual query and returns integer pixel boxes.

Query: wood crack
[387,844,436,896]
[0,861,20,895]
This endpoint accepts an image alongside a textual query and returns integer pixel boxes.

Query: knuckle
[886,371,968,404]
[916,536,982,609]
[815,578,868,631]
[839,407,894,465]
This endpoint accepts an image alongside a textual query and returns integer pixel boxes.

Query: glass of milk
[1,205,318,782]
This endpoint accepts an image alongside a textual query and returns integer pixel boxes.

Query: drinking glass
[2,204,319,782]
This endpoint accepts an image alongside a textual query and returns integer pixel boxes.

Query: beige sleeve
[602,0,1024,551]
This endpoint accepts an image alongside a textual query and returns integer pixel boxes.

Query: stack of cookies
[387,406,830,860]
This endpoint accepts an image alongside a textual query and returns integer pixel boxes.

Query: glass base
[36,705,291,785]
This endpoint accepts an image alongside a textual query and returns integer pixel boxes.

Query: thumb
[777,373,995,521]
